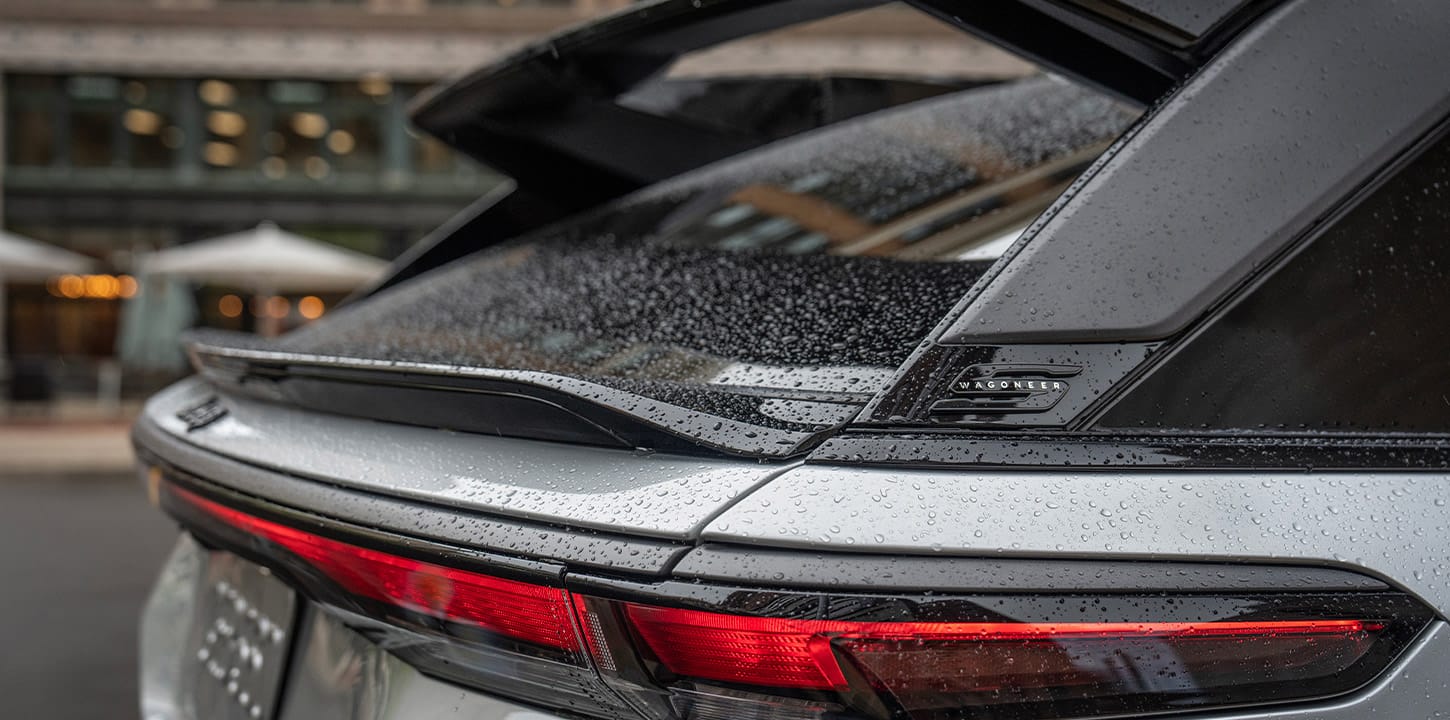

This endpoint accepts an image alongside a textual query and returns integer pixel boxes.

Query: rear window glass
[262,5,1143,452]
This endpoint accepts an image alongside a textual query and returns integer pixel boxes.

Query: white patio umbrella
[138,222,388,335]
[0,230,97,377]
[0,229,97,279]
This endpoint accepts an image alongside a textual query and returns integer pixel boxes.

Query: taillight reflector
[175,486,576,651]
[624,603,1383,692]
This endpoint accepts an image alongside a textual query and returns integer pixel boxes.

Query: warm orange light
[45,276,62,297]
[84,274,119,299]
[326,129,355,155]
[58,274,85,299]
[206,110,247,138]
[218,294,243,318]
[297,295,325,320]
[357,73,392,98]
[123,108,163,136]
[198,79,236,107]
[290,112,328,139]
[118,275,139,298]
[204,141,239,167]
[266,296,291,319]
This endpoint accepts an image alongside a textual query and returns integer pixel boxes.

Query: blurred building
[0,0,1011,401]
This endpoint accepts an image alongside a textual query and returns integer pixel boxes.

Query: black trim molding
[809,431,1450,471]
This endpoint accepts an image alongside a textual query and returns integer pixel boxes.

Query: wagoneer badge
[932,363,1082,414]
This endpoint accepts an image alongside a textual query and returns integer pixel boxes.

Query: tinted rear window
[262,76,1134,445]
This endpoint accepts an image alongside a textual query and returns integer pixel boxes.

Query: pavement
[0,471,179,720]
[0,402,167,719]
[0,422,136,476]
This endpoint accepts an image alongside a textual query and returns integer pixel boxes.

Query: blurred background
[0,3,1011,717]
[0,0,1007,425]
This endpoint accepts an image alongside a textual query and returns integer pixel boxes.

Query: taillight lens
[162,476,1433,720]
[623,604,1381,692]
[165,484,640,719]
[175,486,576,650]
[612,601,1404,718]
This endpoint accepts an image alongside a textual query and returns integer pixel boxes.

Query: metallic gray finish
[277,604,580,720]
[139,378,793,541]
[944,0,1450,343]
[136,418,688,574]
[703,464,1450,614]
[141,535,298,720]
[141,535,205,720]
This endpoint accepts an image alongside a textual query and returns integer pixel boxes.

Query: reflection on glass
[412,135,455,175]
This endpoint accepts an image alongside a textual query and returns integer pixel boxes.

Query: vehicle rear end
[134,1,1450,719]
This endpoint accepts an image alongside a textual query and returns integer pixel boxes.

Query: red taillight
[623,603,1381,692]
[174,486,576,651]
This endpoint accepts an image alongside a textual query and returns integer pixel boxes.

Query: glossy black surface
[1101,124,1450,434]
[409,0,1176,191]
[941,0,1450,344]
[1091,0,1250,37]
[392,0,1249,291]
[202,77,1135,456]
[809,431,1450,470]
[671,544,1388,593]
[615,75,973,147]
[861,342,1158,428]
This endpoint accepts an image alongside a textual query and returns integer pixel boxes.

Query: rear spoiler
[378,0,1276,292]
[411,0,1272,185]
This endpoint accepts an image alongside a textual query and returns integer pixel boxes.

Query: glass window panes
[4,72,484,191]
[6,76,59,167]
[125,79,178,169]
[69,107,116,168]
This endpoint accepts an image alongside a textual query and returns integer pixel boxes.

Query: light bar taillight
[173,486,576,651]
[623,603,1382,692]
[164,478,1432,720]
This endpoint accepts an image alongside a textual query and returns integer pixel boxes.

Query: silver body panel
[143,377,788,540]
[138,377,1450,718]
[703,464,1450,615]
[140,377,1450,612]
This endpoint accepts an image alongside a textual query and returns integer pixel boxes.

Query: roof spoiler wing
[377,0,1272,293]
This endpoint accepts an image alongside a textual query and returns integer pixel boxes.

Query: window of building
[1099,126,1450,435]
[4,72,489,193]
[329,80,386,174]
[266,80,331,180]
[124,78,179,169]
[5,76,58,167]
[67,75,120,168]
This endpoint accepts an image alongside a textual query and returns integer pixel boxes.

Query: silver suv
[135,1,1450,719]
